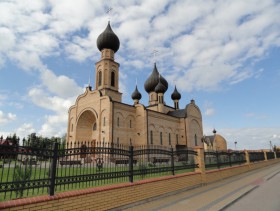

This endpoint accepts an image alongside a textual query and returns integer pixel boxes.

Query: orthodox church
[67,22,204,149]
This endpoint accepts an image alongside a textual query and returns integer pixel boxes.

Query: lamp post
[234,141,237,151]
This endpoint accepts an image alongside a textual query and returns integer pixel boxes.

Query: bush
[13,165,32,197]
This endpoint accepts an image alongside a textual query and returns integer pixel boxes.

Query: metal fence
[0,141,198,201]
[204,150,246,169]
[249,151,265,162]
[266,152,275,160]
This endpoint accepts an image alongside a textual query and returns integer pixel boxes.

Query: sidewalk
[116,162,280,211]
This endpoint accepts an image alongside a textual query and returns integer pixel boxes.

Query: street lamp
[234,141,237,151]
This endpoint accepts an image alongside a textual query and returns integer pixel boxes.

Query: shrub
[13,165,32,197]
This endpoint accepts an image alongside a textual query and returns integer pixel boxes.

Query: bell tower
[95,22,122,102]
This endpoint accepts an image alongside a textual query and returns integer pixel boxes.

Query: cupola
[97,21,120,53]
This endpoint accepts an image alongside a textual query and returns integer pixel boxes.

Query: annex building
[67,21,204,149]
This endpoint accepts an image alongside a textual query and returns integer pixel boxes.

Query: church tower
[95,21,122,102]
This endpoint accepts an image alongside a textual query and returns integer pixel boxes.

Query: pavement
[116,162,280,211]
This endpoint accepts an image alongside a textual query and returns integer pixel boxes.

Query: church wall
[147,110,183,147]
[113,102,138,146]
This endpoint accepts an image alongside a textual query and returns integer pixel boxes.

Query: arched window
[160,132,163,145]
[93,123,97,131]
[130,138,132,145]
[103,117,106,126]
[169,133,171,145]
[117,117,119,127]
[150,131,153,145]
[176,134,179,145]
[111,71,115,87]
[98,71,102,86]
[129,120,132,128]
[195,134,198,146]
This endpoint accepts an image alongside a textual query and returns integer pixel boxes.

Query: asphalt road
[116,162,280,211]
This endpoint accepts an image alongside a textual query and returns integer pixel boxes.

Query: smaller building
[203,129,227,151]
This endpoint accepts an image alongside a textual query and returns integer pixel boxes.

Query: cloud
[210,127,280,150]
[40,68,83,98]
[244,112,268,120]
[205,108,215,116]
[16,123,36,139]
[0,110,16,124]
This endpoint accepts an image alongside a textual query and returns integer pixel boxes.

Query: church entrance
[76,110,97,142]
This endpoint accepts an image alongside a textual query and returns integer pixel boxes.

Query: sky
[0,0,280,150]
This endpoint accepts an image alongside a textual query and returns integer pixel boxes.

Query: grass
[0,161,195,202]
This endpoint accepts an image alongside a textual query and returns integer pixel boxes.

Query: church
[66,21,204,149]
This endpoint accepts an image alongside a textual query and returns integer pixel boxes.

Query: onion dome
[155,78,167,94]
[171,86,181,100]
[144,63,159,93]
[97,21,120,53]
[213,129,217,134]
[144,63,169,93]
[131,85,142,100]
[160,74,168,90]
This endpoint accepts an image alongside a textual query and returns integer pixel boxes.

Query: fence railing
[249,151,265,162]
[204,150,246,169]
[0,142,198,201]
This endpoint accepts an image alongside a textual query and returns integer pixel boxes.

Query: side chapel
[67,22,204,149]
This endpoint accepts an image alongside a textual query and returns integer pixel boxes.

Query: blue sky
[0,0,280,150]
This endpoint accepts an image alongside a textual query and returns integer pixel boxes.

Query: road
[116,162,280,211]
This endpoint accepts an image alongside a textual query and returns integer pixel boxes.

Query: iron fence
[204,150,246,169]
[266,152,275,160]
[0,141,198,201]
[277,152,280,158]
[249,151,265,162]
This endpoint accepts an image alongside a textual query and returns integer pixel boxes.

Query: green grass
[0,162,195,202]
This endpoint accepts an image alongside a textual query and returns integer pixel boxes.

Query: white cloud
[244,112,268,120]
[16,123,36,139]
[205,108,215,116]
[0,110,16,124]
[219,127,280,150]
[40,68,83,98]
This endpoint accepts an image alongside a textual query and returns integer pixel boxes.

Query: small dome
[144,63,168,93]
[97,21,120,53]
[131,85,142,100]
[155,78,167,94]
[171,86,181,100]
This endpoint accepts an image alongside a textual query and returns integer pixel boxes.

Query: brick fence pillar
[264,151,267,161]
[193,146,206,183]
[245,150,250,165]
[274,152,277,159]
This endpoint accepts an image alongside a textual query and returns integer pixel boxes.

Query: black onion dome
[144,63,160,93]
[131,85,142,100]
[171,86,181,100]
[160,75,168,90]
[97,21,120,53]
[155,78,167,93]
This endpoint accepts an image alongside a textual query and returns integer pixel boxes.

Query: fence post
[171,147,175,175]
[216,151,220,169]
[274,152,277,159]
[49,142,58,196]
[245,150,250,165]
[193,146,205,183]
[129,145,134,183]
[229,152,232,167]
[263,151,267,161]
